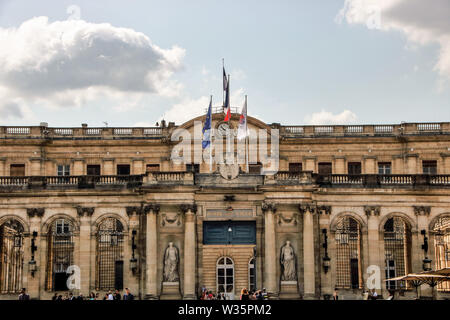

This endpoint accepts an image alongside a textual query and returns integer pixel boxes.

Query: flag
[223,75,231,121]
[223,66,228,91]
[237,96,248,140]
[202,97,212,149]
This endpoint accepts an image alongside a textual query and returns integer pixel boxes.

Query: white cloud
[0,16,185,119]
[304,109,358,125]
[336,0,450,82]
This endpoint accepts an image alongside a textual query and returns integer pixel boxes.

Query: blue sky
[0,0,449,127]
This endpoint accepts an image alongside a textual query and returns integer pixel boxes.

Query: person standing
[333,288,339,300]
[123,288,134,300]
[18,288,30,300]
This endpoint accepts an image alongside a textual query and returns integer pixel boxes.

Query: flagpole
[227,74,230,122]
[209,95,213,172]
[222,59,225,106]
[245,95,249,173]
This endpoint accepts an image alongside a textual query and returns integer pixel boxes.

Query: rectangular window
[289,163,302,173]
[186,164,200,173]
[422,160,437,175]
[146,164,160,172]
[117,164,130,175]
[348,162,361,175]
[57,165,70,176]
[87,165,101,175]
[378,162,391,175]
[318,162,332,175]
[10,164,25,176]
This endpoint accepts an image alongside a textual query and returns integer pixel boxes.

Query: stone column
[317,206,331,298]
[26,208,45,299]
[262,202,277,297]
[126,206,142,295]
[144,204,159,299]
[181,204,197,299]
[299,203,316,299]
[364,206,382,292]
[413,206,432,297]
[76,207,94,295]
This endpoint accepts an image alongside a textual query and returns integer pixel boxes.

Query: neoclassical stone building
[0,112,449,300]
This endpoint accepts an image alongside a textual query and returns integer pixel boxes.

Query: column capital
[126,206,142,217]
[180,204,197,214]
[298,203,316,215]
[143,203,160,215]
[317,205,331,215]
[413,206,431,216]
[364,206,380,217]
[261,202,277,213]
[76,206,95,218]
[26,208,45,218]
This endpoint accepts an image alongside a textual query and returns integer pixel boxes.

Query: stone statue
[163,242,179,282]
[280,240,297,281]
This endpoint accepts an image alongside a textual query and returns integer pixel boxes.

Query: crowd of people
[18,288,135,300]
[199,287,269,300]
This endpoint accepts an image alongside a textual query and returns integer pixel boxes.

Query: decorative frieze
[76,206,95,217]
[26,208,45,218]
[364,206,380,217]
[413,206,431,216]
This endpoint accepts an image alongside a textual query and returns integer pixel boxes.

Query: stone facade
[0,116,449,299]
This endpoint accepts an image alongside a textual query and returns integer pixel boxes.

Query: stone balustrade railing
[281,122,450,137]
[316,174,450,187]
[0,175,144,190]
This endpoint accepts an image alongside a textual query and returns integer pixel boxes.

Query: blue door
[203,221,256,245]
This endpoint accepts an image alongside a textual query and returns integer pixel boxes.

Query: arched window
[384,217,411,290]
[248,257,256,292]
[217,257,234,297]
[433,216,449,291]
[96,217,124,290]
[335,216,362,289]
[46,218,74,291]
[0,219,24,293]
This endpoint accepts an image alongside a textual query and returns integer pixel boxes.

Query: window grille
[384,217,410,290]
[96,218,124,291]
[217,257,234,296]
[46,219,74,291]
[0,219,24,293]
[335,217,362,289]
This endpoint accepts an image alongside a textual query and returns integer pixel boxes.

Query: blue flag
[202,97,212,149]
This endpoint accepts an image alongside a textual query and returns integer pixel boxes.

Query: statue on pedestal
[163,242,179,282]
[280,240,297,281]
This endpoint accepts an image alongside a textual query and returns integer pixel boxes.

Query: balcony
[316,174,450,188]
[0,175,144,191]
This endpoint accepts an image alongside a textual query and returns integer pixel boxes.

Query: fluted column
[181,204,197,299]
[76,206,94,295]
[26,208,45,299]
[144,204,159,299]
[300,203,316,298]
[262,202,277,297]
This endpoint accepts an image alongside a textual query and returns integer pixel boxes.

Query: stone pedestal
[160,282,182,300]
[279,281,300,299]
